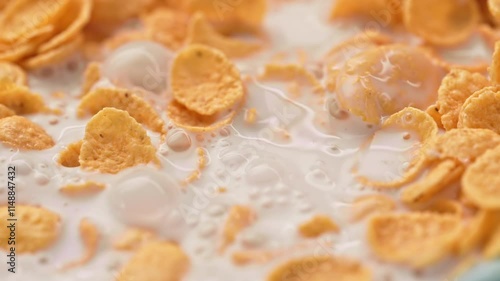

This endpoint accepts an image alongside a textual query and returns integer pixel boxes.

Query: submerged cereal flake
[63,218,100,270]
[351,194,396,222]
[22,34,83,69]
[78,88,165,135]
[0,61,27,85]
[357,107,438,188]
[458,86,500,134]
[437,69,489,130]
[58,140,83,167]
[484,224,500,259]
[80,62,101,96]
[367,212,462,268]
[0,104,15,119]
[170,44,244,116]
[114,228,156,251]
[0,116,54,150]
[426,128,500,164]
[0,81,46,114]
[59,181,106,196]
[186,13,262,58]
[259,63,324,94]
[298,215,339,238]
[267,256,371,281]
[79,108,158,174]
[220,205,256,252]
[401,159,464,204]
[403,0,480,46]
[167,100,237,133]
[116,241,189,281]
[462,144,500,209]
[0,205,61,253]
[457,210,499,255]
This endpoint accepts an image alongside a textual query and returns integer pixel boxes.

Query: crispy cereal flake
[59,181,106,196]
[80,62,101,96]
[22,34,83,69]
[298,215,339,238]
[0,116,54,150]
[63,218,100,270]
[0,81,46,114]
[367,212,462,268]
[457,210,499,255]
[170,44,244,116]
[58,140,83,167]
[458,86,500,134]
[437,69,489,131]
[116,241,189,281]
[0,61,27,85]
[220,205,256,252]
[462,144,500,209]
[167,100,237,132]
[0,104,15,119]
[79,108,159,174]
[351,194,396,222]
[113,228,156,251]
[267,256,371,281]
[0,205,61,253]
[490,41,500,84]
[484,224,500,259]
[259,63,324,94]
[78,88,165,135]
[425,199,463,217]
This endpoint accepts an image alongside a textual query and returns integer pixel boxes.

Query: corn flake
[402,0,480,46]
[80,62,101,96]
[490,41,500,84]
[22,33,83,69]
[78,88,165,135]
[142,8,190,51]
[59,181,106,196]
[0,104,14,119]
[170,44,244,116]
[458,86,500,134]
[425,199,464,217]
[329,0,401,23]
[58,140,83,167]
[298,215,339,238]
[114,228,156,251]
[0,116,54,150]
[437,69,489,131]
[116,241,189,281]
[0,81,46,114]
[79,108,159,174]
[456,210,499,255]
[267,256,371,281]
[367,212,462,268]
[63,218,100,270]
[220,205,256,252]
[259,63,325,94]
[484,224,500,259]
[186,13,262,58]
[0,205,61,253]
[351,194,396,222]
[0,61,27,85]
[462,144,500,209]
[89,0,153,27]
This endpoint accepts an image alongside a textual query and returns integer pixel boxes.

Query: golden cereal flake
[0,61,27,85]
[462,144,500,209]
[0,81,46,114]
[170,44,244,116]
[80,62,101,96]
[0,205,61,253]
[116,241,189,281]
[267,256,371,281]
[220,205,256,252]
[426,104,443,129]
[113,228,156,251]
[351,194,396,222]
[0,116,54,150]
[259,63,324,94]
[484,224,500,259]
[58,140,83,167]
[490,40,500,84]
[457,210,499,255]
[437,69,489,131]
[78,88,165,135]
[22,33,83,69]
[425,199,464,217]
[298,215,339,238]
[367,212,462,268]
[458,86,500,134]
[63,218,100,270]
[0,104,15,119]
[59,181,106,196]
[79,108,159,174]
[142,8,190,51]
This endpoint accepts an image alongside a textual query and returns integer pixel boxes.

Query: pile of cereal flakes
[0,0,500,280]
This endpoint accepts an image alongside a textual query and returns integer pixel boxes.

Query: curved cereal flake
[80,62,101,96]
[0,116,54,150]
[491,41,500,84]
[79,108,159,174]
[59,181,106,196]
[63,218,100,270]
[89,0,152,27]
[367,212,462,268]
[403,0,480,46]
[457,210,499,255]
[437,69,489,131]
[458,86,500,134]
[0,42,37,62]
[58,140,83,167]
[186,13,262,58]
[0,104,15,119]
[259,63,325,94]
[78,88,165,135]
[186,0,267,34]
[426,128,500,164]
[0,81,46,114]
[0,205,61,253]
[0,0,70,43]
[329,0,401,23]
[170,44,244,116]
[357,107,438,188]
[401,159,464,205]
[220,205,256,252]
[142,8,190,51]
[426,104,443,129]
[167,100,237,133]
[462,144,500,209]
[22,34,83,69]
[425,199,464,217]
[116,241,189,281]
[113,228,156,251]
[267,256,371,281]
[298,215,339,238]
[38,0,91,53]
[489,0,500,29]
[484,224,500,259]
[0,61,27,85]
[351,194,396,222]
